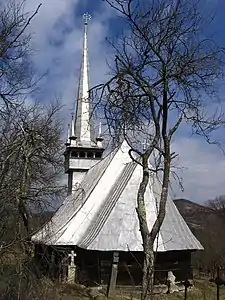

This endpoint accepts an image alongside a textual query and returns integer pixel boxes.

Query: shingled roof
[32,140,203,252]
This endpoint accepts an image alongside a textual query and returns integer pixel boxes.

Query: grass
[109,280,225,300]
[166,280,225,300]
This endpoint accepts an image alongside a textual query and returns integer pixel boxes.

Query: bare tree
[208,195,225,215]
[0,100,66,299]
[0,0,64,254]
[93,0,225,298]
[0,101,65,249]
[0,2,68,299]
[0,0,42,109]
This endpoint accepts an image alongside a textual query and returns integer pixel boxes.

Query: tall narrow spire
[74,13,94,145]
[64,13,104,194]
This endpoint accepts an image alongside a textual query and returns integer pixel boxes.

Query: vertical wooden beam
[61,256,68,283]
[50,248,55,280]
[97,254,101,284]
[107,252,119,298]
[184,279,191,300]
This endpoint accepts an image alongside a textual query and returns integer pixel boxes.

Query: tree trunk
[142,238,155,300]
[136,157,155,300]
[137,147,171,300]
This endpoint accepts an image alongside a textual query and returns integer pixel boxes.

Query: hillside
[173,199,216,230]
[174,198,225,269]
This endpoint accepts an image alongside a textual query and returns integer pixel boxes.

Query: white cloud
[22,0,114,117]
[171,137,225,203]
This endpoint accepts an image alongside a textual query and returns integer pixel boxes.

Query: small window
[87,152,93,158]
[71,151,78,158]
[79,152,86,158]
[95,152,102,158]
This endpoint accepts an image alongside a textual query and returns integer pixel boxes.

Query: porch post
[107,252,119,298]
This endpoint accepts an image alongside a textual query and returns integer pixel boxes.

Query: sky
[22,0,225,204]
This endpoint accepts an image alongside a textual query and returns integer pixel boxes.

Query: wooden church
[31,13,203,287]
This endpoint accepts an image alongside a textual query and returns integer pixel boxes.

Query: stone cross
[68,250,76,266]
[68,250,77,283]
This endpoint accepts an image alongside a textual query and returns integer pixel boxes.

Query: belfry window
[87,152,94,158]
[71,151,79,158]
[79,152,85,158]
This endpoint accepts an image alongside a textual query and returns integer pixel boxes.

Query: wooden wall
[34,245,193,286]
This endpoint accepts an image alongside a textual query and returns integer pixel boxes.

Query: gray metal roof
[74,16,95,144]
[32,140,203,252]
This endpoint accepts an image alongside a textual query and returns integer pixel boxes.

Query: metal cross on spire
[83,12,91,25]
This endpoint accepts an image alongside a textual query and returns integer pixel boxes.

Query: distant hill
[174,198,209,210]
[173,198,215,230]
[174,198,225,269]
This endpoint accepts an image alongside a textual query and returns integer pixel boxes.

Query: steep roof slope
[32,141,203,252]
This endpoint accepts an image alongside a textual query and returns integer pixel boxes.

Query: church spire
[74,13,94,144]
[64,13,104,195]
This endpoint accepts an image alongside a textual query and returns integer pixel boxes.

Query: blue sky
[23,0,225,204]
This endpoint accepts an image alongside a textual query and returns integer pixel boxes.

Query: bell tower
[64,13,104,195]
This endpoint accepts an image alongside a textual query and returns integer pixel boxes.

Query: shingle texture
[32,141,203,252]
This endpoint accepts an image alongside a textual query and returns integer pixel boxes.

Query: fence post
[216,266,220,300]
[184,279,191,300]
